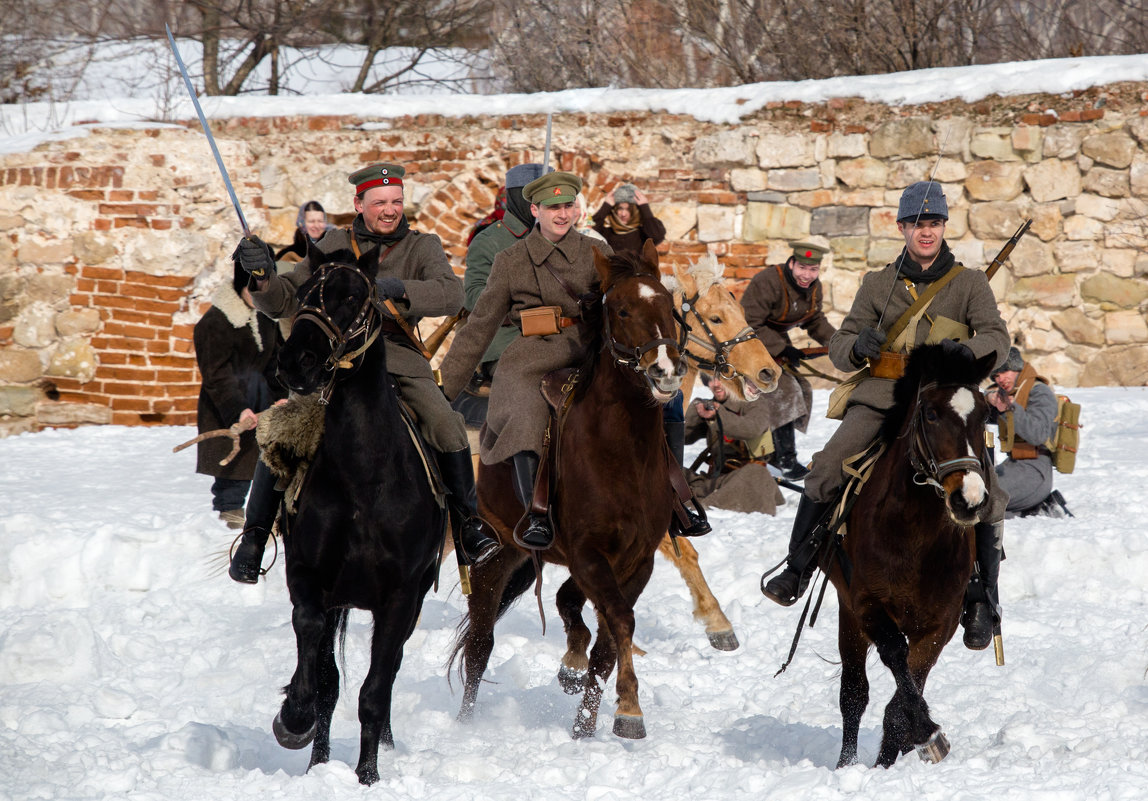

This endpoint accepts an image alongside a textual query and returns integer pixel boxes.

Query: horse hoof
[557,665,586,695]
[612,714,646,739]
[915,729,950,763]
[357,767,380,786]
[273,711,317,750]
[707,629,740,651]
[572,721,596,739]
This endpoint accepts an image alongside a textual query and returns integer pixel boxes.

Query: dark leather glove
[232,236,275,277]
[939,338,973,360]
[852,326,884,361]
[779,345,805,366]
[375,276,406,300]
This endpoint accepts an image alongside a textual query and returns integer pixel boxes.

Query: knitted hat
[991,346,1024,377]
[506,163,547,189]
[614,183,638,204]
[348,163,405,195]
[523,171,582,206]
[897,180,948,222]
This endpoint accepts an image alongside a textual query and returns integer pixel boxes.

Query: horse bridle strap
[680,291,758,381]
[908,380,987,489]
[601,285,688,375]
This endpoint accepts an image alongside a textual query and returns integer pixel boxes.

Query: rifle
[985,220,1032,281]
[425,307,469,357]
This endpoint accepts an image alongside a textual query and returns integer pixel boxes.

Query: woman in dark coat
[275,200,334,261]
[591,183,666,255]
[193,261,286,526]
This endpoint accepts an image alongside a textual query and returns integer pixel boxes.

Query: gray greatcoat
[249,220,469,451]
[991,377,1059,514]
[440,228,612,465]
[807,250,1011,521]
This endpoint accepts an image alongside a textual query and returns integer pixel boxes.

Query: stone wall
[2,84,1147,435]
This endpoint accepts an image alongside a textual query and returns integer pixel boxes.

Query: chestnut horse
[272,253,443,785]
[451,240,687,739]
[829,343,996,768]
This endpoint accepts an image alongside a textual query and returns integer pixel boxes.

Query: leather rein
[679,291,759,382]
[905,380,988,494]
[600,283,689,377]
[291,263,383,405]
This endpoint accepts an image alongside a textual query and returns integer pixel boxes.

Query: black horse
[271,251,444,785]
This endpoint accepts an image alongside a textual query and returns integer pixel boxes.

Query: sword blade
[165,24,250,237]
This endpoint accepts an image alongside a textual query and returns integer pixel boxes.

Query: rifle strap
[882,265,965,351]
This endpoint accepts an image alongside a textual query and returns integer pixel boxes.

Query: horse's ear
[593,246,613,287]
[638,238,660,277]
[973,351,997,384]
[359,249,379,280]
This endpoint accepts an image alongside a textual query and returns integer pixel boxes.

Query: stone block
[946,207,969,239]
[0,237,14,273]
[787,189,837,208]
[1006,274,1076,307]
[35,400,113,426]
[869,208,900,239]
[27,274,74,304]
[1021,325,1067,352]
[1029,204,1063,241]
[745,191,787,203]
[1103,249,1137,278]
[0,349,43,382]
[868,239,903,266]
[1131,154,1148,197]
[1023,159,1082,202]
[934,117,972,157]
[1130,117,1148,145]
[1063,215,1106,240]
[729,168,767,192]
[827,133,867,158]
[695,130,758,167]
[1011,125,1043,159]
[1082,167,1130,198]
[1042,126,1085,159]
[968,202,1026,240]
[1005,235,1055,277]
[1080,344,1148,386]
[756,133,816,168]
[767,168,821,192]
[653,203,697,241]
[742,203,810,241]
[47,338,98,381]
[55,308,102,337]
[1081,132,1136,169]
[18,239,74,265]
[1053,240,1101,273]
[73,232,117,265]
[970,127,1019,161]
[1104,310,1148,343]
[870,118,935,158]
[1051,307,1106,346]
[932,158,968,183]
[697,205,735,243]
[0,385,40,416]
[126,229,215,277]
[1081,273,1148,309]
[1074,193,1122,221]
[827,272,861,311]
[14,303,57,348]
[886,159,930,188]
[827,236,867,263]
[811,207,869,237]
[948,239,984,271]
[966,161,1026,201]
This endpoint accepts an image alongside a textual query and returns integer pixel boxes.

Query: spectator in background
[193,260,286,528]
[275,200,334,261]
[592,182,666,254]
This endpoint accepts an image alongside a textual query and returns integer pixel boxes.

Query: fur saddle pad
[256,393,325,512]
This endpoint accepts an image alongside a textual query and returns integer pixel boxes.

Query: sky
[2,386,1147,801]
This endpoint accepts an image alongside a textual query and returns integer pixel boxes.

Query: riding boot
[664,419,712,536]
[962,520,1003,650]
[769,422,810,481]
[229,460,281,584]
[511,451,553,550]
[436,448,500,567]
[762,494,833,606]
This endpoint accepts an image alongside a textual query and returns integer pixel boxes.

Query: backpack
[1044,394,1081,474]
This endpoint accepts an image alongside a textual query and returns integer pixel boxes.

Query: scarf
[604,204,642,236]
[895,240,955,284]
[504,186,535,233]
[353,213,410,250]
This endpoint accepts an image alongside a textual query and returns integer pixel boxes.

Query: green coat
[464,211,532,364]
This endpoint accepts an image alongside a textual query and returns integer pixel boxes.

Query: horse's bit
[292,263,382,404]
[601,283,689,377]
[906,380,988,493]
[679,291,759,382]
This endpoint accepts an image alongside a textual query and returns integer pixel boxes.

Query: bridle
[679,290,759,382]
[600,281,688,377]
[291,263,382,404]
[905,380,988,494]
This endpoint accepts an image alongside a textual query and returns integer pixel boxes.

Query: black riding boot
[664,419,712,537]
[962,520,1003,650]
[762,494,833,606]
[511,451,553,550]
[437,448,500,567]
[229,460,281,584]
[769,422,810,480]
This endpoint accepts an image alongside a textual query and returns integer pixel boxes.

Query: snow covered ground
[2,386,1146,801]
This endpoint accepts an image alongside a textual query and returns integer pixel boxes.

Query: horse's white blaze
[638,283,658,300]
[950,387,976,421]
[960,470,986,507]
[654,344,676,377]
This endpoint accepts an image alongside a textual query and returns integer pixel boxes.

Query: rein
[291,263,383,404]
[904,380,987,494]
[679,291,759,382]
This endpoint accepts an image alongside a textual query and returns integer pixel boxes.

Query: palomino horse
[452,239,687,739]
[272,252,443,785]
[829,342,996,768]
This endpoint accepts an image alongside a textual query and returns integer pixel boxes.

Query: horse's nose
[759,365,779,390]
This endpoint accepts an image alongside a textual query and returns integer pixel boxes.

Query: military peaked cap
[349,163,405,194]
[790,241,830,265]
[523,171,582,206]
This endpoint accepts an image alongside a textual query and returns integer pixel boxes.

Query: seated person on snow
[438,170,710,550]
[985,345,1061,518]
[228,162,499,583]
[740,240,838,480]
[684,374,785,516]
[761,180,1012,652]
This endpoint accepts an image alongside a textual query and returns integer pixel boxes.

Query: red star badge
[553,187,562,196]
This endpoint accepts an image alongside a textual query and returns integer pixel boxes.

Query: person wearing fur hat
[229,162,500,582]
[985,346,1060,516]
[275,200,334,262]
[592,183,666,255]
[761,180,1012,653]
[192,262,287,528]
[740,240,837,480]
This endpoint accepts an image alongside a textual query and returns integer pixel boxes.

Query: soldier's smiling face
[356,185,404,235]
[898,217,946,266]
[532,201,577,242]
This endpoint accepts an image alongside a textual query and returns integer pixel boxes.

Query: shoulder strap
[882,264,965,351]
[541,260,583,305]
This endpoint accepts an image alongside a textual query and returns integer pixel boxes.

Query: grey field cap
[897,180,949,222]
[506,163,547,189]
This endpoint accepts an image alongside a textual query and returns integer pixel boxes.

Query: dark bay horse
[452,239,686,740]
[829,342,997,768]
[272,252,443,785]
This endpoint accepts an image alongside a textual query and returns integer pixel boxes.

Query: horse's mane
[879,343,993,443]
[661,252,721,297]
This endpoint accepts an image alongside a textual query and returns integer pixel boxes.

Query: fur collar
[211,282,264,352]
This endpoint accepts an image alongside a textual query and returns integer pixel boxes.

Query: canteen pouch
[520,306,563,337]
[868,352,908,380]
[827,367,869,420]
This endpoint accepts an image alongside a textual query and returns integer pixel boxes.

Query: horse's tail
[446,558,537,686]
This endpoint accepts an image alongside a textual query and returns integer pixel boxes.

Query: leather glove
[940,338,973,360]
[778,345,805,366]
[852,326,885,361]
[375,276,406,301]
[232,236,275,277]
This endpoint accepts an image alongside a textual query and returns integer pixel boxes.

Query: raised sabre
[164,24,251,239]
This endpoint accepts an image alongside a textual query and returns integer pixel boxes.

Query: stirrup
[961,601,996,650]
[458,518,500,567]
[513,515,553,551]
[762,564,812,607]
